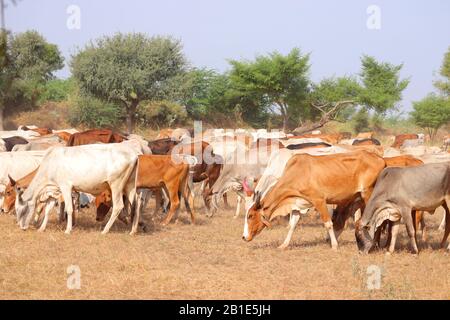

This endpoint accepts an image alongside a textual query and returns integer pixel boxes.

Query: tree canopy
[0,30,64,129]
[358,55,410,114]
[411,93,450,139]
[434,47,450,96]
[228,48,310,131]
[71,32,186,133]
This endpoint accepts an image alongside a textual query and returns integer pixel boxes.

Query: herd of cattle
[0,125,449,255]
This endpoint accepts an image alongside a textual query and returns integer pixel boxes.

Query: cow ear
[8,175,16,186]
[254,192,262,209]
[260,214,271,228]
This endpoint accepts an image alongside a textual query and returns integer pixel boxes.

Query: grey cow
[356,162,450,254]
[208,148,273,218]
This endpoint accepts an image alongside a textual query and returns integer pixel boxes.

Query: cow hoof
[37,229,45,233]
[277,244,288,250]
[64,230,71,235]
[385,251,393,256]
[129,231,137,236]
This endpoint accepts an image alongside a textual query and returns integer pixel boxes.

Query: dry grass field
[0,193,449,300]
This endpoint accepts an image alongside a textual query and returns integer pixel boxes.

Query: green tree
[411,93,450,140]
[434,47,450,96]
[0,30,63,129]
[359,55,410,114]
[71,33,186,133]
[228,48,310,131]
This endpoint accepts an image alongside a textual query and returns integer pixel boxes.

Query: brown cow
[391,134,419,148]
[55,131,72,143]
[21,126,52,136]
[130,155,196,234]
[242,151,386,250]
[67,129,126,146]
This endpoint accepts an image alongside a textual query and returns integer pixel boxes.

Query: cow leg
[101,186,125,235]
[72,192,79,227]
[182,180,196,224]
[438,213,446,231]
[384,221,393,249]
[387,221,400,254]
[58,200,66,223]
[440,203,450,250]
[404,210,419,254]
[278,210,300,249]
[312,199,338,250]
[416,210,427,244]
[161,185,180,226]
[38,199,56,232]
[130,190,144,235]
[60,186,74,234]
[234,195,242,219]
[153,188,162,216]
[223,193,231,210]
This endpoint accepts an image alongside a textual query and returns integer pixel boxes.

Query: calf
[356,162,450,254]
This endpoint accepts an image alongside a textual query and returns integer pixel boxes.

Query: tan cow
[242,151,386,250]
[130,154,197,234]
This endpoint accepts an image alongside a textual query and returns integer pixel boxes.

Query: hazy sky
[5,0,450,113]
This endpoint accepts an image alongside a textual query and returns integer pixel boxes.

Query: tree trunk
[278,102,288,132]
[126,100,138,134]
[282,115,288,132]
[0,107,4,131]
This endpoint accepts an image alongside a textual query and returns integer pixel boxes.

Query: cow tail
[183,155,197,199]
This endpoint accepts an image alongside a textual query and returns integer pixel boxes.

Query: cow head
[1,175,17,214]
[355,221,374,254]
[242,192,271,242]
[95,190,112,222]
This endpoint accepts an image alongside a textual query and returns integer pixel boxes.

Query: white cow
[0,151,46,208]
[15,139,148,234]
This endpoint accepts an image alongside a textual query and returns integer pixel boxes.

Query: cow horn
[8,174,16,186]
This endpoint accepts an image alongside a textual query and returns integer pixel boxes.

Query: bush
[40,78,76,102]
[352,108,370,133]
[137,100,188,128]
[68,94,123,128]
